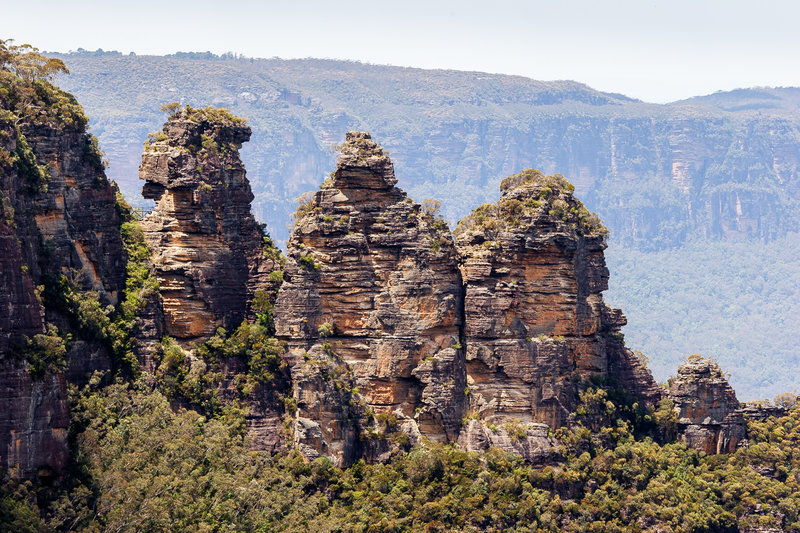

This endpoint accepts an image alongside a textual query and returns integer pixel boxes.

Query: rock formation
[138,106,287,452]
[0,76,126,478]
[140,106,275,343]
[274,136,665,465]
[668,356,745,454]
[1,83,761,478]
[275,132,466,464]
[453,169,661,433]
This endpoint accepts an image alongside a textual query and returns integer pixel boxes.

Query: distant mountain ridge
[52,52,800,250]
[676,87,800,112]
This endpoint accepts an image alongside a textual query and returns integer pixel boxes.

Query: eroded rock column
[275,132,466,464]
[453,170,660,441]
[140,106,272,343]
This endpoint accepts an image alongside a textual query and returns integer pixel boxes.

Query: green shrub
[12,323,67,378]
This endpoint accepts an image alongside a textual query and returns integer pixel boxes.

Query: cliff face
[275,132,466,464]
[0,70,126,478]
[668,357,745,454]
[140,107,273,343]
[453,170,660,432]
[138,106,287,452]
[274,135,666,465]
[0,120,70,479]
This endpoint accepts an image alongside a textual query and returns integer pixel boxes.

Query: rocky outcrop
[274,137,666,465]
[275,132,466,464]
[453,169,661,432]
[668,357,745,454]
[137,107,288,453]
[140,106,274,343]
[458,418,554,463]
[0,76,126,478]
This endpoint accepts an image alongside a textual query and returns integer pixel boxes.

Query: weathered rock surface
[0,361,69,479]
[453,169,661,431]
[275,132,466,463]
[0,82,125,478]
[668,357,745,454]
[140,107,273,343]
[458,418,555,463]
[137,107,288,453]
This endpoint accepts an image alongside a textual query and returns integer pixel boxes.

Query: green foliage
[194,322,286,397]
[293,191,317,219]
[0,480,43,532]
[8,371,800,531]
[12,132,48,191]
[41,272,112,342]
[0,39,68,82]
[12,323,68,378]
[0,40,86,129]
[317,321,334,338]
[107,218,159,375]
[298,252,320,270]
[605,232,800,400]
[60,380,319,531]
[250,289,276,331]
[160,101,180,115]
[181,103,247,126]
[457,169,608,241]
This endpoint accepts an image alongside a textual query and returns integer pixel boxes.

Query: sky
[2,0,799,103]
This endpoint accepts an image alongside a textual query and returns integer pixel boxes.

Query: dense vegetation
[3,372,799,532]
[606,232,800,400]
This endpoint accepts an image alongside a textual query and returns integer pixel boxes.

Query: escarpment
[0,69,126,478]
[274,132,466,464]
[140,106,275,343]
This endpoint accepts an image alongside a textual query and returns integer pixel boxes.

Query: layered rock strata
[275,132,466,464]
[0,122,70,479]
[140,107,274,343]
[138,107,287,452]
[453,169,661,432]
[668,357,745,454]
[0,81,126,478]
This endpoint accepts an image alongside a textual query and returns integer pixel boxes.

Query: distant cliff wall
[53,55,800,251]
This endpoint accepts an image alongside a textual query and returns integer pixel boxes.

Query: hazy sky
[2,0,799,103]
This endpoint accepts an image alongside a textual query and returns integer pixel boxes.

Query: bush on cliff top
[457,169,608,239]
[0,39,87,129]
[162,101,247,126]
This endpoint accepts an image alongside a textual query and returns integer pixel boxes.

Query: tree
[0,39,68,81]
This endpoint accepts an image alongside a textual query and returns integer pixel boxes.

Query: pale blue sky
[2,0,799,103]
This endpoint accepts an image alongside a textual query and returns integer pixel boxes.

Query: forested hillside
[52,50,800,399]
